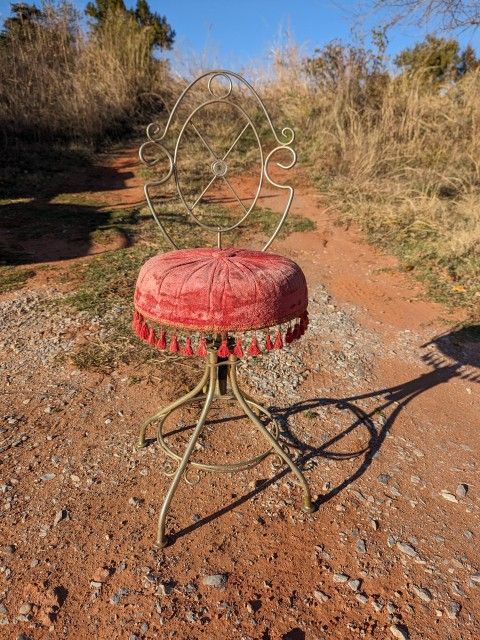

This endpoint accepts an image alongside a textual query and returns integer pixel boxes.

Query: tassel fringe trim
[132,309,309,359]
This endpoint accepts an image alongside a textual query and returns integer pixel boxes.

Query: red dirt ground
[0,146,479,640]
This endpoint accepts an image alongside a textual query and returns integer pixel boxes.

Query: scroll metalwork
[139,69,297,251]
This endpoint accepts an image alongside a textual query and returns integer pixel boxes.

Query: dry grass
[263,44,480,311]
[0,5,174,144]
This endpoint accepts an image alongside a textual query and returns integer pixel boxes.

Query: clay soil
[0,147,479,640]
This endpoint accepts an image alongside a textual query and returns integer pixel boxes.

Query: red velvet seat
[133,247,309,357]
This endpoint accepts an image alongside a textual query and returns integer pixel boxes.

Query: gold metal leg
[137,349,315,547]
[156,350,218,547]
[228,355,314,513]
[137,364,210,449]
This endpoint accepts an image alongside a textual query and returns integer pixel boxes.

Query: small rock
[440,491,458,503]
[110,587,129,604]
[313,590,329,602]
[144,572,157,584]
[446,602,461,619]
[348,579,361,592]
[185,610,197,622]
[470,573,480,584]
[333,573,349,583]
[464,530,473,540]
[128,497,143,507]
[202,574,227,588]
[387,535,397,547]
[390,624,409,640]
[411,585,432,602]
[356,539,367,554]
[370,519,379,530]
[246,599,261,613]
[90,581,102,589]
[456,484,468,498]
[16,634,32,640]
[40,473,55,482]
[156,581,174,596]
[92,566,112,583]
[356,593,368,604]
[387,602,397,614]
[372,598,384,612]
[53,509,69,526]
[18,603,31,615]
[397,541,417,557]
[70,474,81,483]
[378,473,391,485]
[0,545,16,556]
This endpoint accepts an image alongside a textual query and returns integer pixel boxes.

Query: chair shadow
[166,324,479,544]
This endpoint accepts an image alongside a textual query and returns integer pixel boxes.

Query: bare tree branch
[372,0,480,30]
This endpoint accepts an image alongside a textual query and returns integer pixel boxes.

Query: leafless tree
[372,0,480,30]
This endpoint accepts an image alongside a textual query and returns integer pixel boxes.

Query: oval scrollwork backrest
[139,69,297,251]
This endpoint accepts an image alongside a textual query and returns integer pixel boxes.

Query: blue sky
[0,0,478,69]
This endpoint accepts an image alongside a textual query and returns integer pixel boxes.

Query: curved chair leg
[228,355,314,513]
[137,364,210,449]
[156,351,218,547]
[226,366,263,416]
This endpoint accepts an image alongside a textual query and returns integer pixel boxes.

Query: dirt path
[1,146,479,640]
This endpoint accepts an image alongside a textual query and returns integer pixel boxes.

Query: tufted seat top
[134,247,307,332]
[132,247,309,357]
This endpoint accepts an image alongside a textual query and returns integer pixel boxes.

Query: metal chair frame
[137,70,314,547]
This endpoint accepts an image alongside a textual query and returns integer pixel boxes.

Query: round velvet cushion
[134,247,308,333]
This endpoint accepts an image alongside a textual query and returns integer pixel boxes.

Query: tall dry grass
[0,3,173,145]
[263,43,480,309]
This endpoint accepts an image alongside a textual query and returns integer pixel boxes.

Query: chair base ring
[155,394,280,474]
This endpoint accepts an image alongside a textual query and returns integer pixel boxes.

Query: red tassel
[285,326,294,344]
[273,329,283,350]
[233,337,244,358]
[156,330,166,350]
[169,334,179,353]
[197,336,207,357]
[292,323,301,340]
[147,326,157,346]
[303,312,309,328]
[182,336,194,356]
[217,339,230,358]
[247,335,261,356]
[140,322,150,341]
[265,334,274,351]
